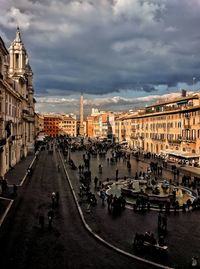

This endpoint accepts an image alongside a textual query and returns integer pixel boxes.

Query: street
[0,148,155,269]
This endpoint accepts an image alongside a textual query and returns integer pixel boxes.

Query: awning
[161,149,200,159]
[176,100,188,105]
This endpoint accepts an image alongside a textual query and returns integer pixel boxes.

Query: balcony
[168,139,181,144]
[182,138,196,144]
[184,124,191,129]
[130,134,138,139]
[131,127,136,132]
[22,113,35,122]
[152,137,165,142]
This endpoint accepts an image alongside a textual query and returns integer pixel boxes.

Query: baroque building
[0,28,35,177]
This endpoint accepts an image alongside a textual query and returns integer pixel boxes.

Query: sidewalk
[0,153,36,227]
[5,153,35,186]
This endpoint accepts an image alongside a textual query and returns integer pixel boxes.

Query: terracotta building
[43,114,77,137]
[43,114,62,137]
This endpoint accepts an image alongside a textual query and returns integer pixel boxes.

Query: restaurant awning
[161,149,200,159]
[176,100,188,105]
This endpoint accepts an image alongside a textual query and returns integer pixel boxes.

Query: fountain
[105,177,196,207]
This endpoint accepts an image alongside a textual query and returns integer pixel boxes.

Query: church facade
[0,28,35,177]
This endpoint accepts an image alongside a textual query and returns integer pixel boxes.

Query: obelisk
[79,94,84,136]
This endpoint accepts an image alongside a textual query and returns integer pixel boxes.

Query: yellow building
[122,92,200,162]
[60,115,77,137]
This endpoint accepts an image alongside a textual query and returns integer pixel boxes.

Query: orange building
[86,116,94,137]
[43,114,62,137]
[86,110,117,140]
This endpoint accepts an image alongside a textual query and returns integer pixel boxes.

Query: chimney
[181,89,187,97]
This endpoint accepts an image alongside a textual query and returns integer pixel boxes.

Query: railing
[182,138,196,143]
[151,137,165,141]
[130,134,138,139]
[145,104,195,115]
[168,139,181,144]
[184,124,191,129]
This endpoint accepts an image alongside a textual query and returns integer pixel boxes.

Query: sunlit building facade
[86,110,116,140]
[43,113,77,137]
[0,28,35,176]
[122,92,200,159]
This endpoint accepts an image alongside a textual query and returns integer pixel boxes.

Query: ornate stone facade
[0,28,35,176]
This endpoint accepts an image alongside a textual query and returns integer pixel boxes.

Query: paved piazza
[66,149,200,269]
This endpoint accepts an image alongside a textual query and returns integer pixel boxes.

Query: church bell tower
[9,27,27,76]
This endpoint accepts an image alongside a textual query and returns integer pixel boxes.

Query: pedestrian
[51,192,56,208]
[107,194,113,212]
[99,164,102,174]
[100,190,106,206]
[116,168,119,181]
[78,165,82,174]
[94,176,98,189]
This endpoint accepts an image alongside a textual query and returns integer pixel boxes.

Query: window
[15,53,19,68]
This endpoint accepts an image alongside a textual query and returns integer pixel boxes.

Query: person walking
[94,176,98,190]
[116,168,119,181]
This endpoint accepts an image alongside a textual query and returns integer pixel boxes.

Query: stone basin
[105,178,196,206]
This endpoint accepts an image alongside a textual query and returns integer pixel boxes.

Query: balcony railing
[130,134,138,139]
[184,124,191,129]
[168,139,181,144]
[151,137,165,141]
[182,138,196,143]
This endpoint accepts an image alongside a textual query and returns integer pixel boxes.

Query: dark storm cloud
[1,0,200,104]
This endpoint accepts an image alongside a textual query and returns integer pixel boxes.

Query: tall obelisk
[79,94,84,136]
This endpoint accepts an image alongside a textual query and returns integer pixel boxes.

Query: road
[0,148,155,269]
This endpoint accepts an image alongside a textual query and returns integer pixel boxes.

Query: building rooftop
[147,93,199,108]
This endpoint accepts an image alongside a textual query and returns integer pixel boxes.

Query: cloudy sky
[1,0,200,116]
